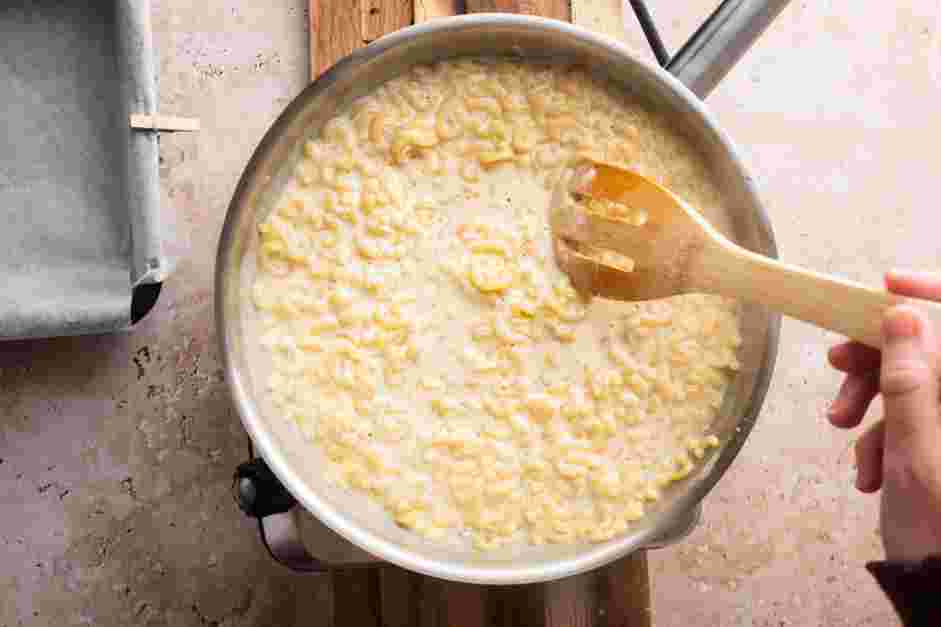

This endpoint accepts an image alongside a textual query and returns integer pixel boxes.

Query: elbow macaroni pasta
[250,60,742,550]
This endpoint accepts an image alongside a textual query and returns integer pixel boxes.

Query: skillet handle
[641,0,791,99]
[234,458,327,573]
[235,456,380,572]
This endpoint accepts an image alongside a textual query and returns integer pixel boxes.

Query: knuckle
[854,434,868,457]
[880,360,933,397]
[853,438,867,464]
[855,425,881,459]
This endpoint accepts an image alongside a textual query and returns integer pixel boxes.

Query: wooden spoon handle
[696,242,941,349]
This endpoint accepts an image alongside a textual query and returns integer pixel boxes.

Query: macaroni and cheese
[249,60,742,549]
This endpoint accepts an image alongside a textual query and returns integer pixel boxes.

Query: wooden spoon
[552,162,941,349]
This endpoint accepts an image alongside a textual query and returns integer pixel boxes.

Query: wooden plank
[417,577,445,627]
[489,584,546,627]
[380,566,423,627]
[409,577,489,627]
[129,113,200,132]
[464,0,570,20]
[310,0,364,80]
[600,552,652,627]
[414,0,463,21]
[379,568,488,627]
[331,569,381,627]
[362,0,413,43]
[544,573,600,627]
[435,580,489,627]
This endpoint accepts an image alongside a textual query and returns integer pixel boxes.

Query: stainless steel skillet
[217,4,786,584]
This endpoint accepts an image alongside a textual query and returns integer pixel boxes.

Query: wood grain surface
[308,2,651,625]
[309,0,362,79]
[362,0,412,42]
[331,569,381,627]
[347,555,653,627]
[465,0,570,20]
[601,552,652,627]
[414,0,463,21]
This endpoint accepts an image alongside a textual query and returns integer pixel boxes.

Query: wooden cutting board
[307,1,652,625]
[309,0,572,80]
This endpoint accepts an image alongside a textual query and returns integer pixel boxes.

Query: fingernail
[883,305,923,339]
[854,465,867,491]
[856,472,876,493]
[889,268,937,281]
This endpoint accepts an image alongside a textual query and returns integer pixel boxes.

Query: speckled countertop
[2,1,938,625]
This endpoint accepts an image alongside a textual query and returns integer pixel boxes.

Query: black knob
[233,458,297,518]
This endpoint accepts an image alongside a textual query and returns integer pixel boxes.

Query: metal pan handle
[632,0,791,99]
[235,451,378,572]
[234,457,327,573]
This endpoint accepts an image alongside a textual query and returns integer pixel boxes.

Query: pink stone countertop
[2,1,938,625]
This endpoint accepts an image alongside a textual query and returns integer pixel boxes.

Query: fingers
[880,305,941,446]
[886,270,941,302]
[828,372,880,428]
[828,341,881,374]
[855,419,885,493]
[830,271,941,373]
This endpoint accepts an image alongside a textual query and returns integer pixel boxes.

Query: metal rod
[628,0,670,67]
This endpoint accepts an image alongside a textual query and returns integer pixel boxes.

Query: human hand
[827,271,941,562]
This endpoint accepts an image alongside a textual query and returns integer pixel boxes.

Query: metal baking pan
[0,0,169,339]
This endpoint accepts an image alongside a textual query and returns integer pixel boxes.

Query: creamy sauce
[245,59,742,549]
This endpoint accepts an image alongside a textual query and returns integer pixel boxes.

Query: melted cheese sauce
[246,59,741,549]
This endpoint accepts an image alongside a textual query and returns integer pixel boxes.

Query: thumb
[880,305,940,446]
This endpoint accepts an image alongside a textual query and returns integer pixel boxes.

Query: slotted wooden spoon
[552,162,941,349]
